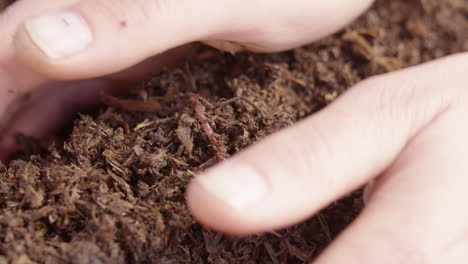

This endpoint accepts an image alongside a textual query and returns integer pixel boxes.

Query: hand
[4,0,467,263]
[187,53,468,263]
[0,0,190,161]
[2,0,373,160]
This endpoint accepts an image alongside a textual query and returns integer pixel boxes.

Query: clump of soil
[1,0,467,263]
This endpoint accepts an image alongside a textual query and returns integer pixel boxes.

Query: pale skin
[1,0,468,262]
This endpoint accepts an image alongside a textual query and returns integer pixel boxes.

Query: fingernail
[24,11,92,59]
[196,162,269,212]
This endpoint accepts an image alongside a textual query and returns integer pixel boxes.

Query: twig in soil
[343,31,397,72]
[317,213,332,242]
[212,96,242,110]
[134,117,175,132]
[102,95,161,113]
[264,241,280,264]
[188,93,228,162]
[265,62,308,87]
[197,94,215,109]
[283,239,312,262]
[185,64,228,163]
[212,96,264,116]
[269,230,282,237]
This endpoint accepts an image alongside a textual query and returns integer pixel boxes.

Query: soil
[1,0,467,263]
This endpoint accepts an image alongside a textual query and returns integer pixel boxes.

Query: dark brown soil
[0,0,12,10]
[1,0,467,263]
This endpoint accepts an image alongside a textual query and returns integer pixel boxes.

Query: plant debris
[0,0,467,263]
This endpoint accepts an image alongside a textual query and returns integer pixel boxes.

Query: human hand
[187,53,468,263]
[0,0,190,161]
[5,0,467,263]
[1,0,373,160]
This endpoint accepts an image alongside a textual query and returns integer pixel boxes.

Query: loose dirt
[1,0,467,263]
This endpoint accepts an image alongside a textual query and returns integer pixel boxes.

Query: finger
[14,0,374,79]
[0,0,79,125]
[186,53,468,235]
[0,1,192,123]
[0,79,107,163]
[0,45,192,163]
[315,101,468,263]
[0,0,192,160]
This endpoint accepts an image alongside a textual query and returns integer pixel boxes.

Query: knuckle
[79,0,174,26]
[355,74,415,113]
[133,0,174,20]
[351,73,441,134]
[242,119,338,190]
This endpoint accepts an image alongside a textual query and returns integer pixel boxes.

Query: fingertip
[14,8,102,81]
[186,178,255,236]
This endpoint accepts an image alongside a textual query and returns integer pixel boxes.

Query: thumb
[13,0,374,80]
[13,0,227,80]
